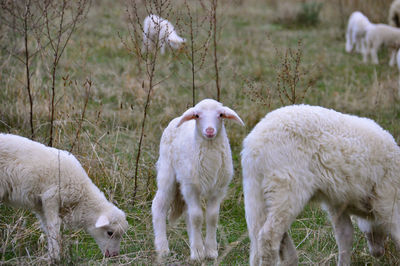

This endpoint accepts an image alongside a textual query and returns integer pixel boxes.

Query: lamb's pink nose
[206,127,215,135]
[105,250,119,257]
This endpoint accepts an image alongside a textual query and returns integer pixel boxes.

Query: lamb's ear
[221,106,244,126]
[176,107,197,127]
[95,215,110,228]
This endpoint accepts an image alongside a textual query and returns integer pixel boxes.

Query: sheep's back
[0,134,97,210]
[242,105,400,205]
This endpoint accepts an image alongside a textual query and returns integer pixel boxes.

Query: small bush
[273,1,323,28]
[296,1,323,26]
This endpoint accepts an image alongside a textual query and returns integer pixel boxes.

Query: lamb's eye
[219,113,224,118]
[107,231,113,237]
[194,114,199,118]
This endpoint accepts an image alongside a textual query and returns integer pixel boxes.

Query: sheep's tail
[168,182,185,224]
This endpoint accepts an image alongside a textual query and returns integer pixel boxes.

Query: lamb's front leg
[182,184,205,261]
[370,46,379,64]
[204,193,224,259]
[389,48,396,66]
[326,205,353,266]
[40,188,62,262]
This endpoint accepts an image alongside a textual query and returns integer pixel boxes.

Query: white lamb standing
[364,23,400,66]
[389,0,400,28]
[345,11,374,56]
[142,14,186,54]
[0,134,128,262]
[241,105,400,266]
[152,99,244,261]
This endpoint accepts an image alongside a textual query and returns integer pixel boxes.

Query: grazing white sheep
[364,23,400,65]
[345,11,374,55]
[142,14,186,54]
[389,0,400,28]
[152,99,244,261]
[0,134,128,261]
[241,105,400,265]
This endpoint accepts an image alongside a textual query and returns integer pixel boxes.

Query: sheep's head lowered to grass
[87,206,129,258]
[176,99,244,140]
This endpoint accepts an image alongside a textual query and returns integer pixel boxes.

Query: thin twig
[70,79,92,152]
[212,0,220,101]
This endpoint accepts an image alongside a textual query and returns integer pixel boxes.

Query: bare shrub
[181,0,213,105]
[0,0,91,146]
[122,0,173,204]
[38,0,91,146]
[121,0,219,204]
[1,0,45,139]
[245,38,319,108]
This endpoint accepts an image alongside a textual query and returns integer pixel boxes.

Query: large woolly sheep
[241,105,400,265]
[389,0,400,28]
[345,11,374,55]
[364,23,400,65]
[142,14,186,54]
[152,99,244,261]
[0,134,128,261]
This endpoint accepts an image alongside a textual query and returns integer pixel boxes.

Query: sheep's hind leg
[152,165,176,259]
[279,232,298,266]
[243,172,266,266]
[257,180,309,265]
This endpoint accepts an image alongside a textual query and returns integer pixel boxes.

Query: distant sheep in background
[152,99,244,261]
[389,0,400,28]
[364,24,400,65]
[345,11,374,56]
[142,14,186,54]
[0,134,128,262]
[242,105,400,265]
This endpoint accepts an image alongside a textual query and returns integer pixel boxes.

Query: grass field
[1,0,400,264]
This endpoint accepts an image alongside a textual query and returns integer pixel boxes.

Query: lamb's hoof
[370,245,385,258]
[190,245,205,261]
[156,247,170,261]
[205,248,218,259]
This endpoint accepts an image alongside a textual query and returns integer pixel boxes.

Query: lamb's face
[169,38,185,50]
[88,209,128,257]
[194,109,224,140]
[176,99,244,140]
